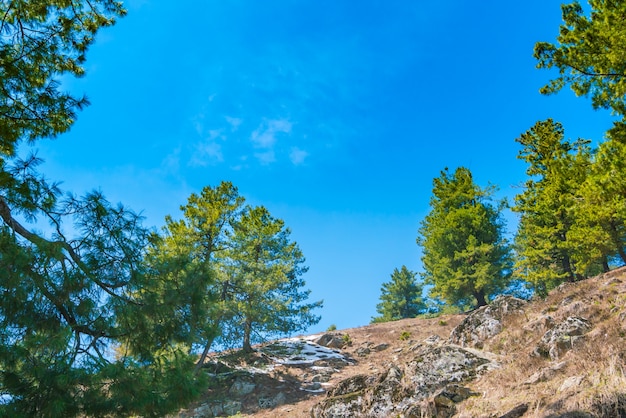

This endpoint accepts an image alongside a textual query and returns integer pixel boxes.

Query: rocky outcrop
[311,338,492,418]
[449,295,526,348]
[533,316,591,360]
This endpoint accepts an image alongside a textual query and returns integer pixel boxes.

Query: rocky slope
[178,267,626,417]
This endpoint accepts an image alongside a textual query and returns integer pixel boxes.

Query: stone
[356,346,371,357]
[228,376,256,396]
[499,403,529,418]
[524,315,555,333]
[534,317,591,360]
[523,361,568,385]
[371,343,390,352]
[222,400,242,416]
[558,375,584,392]
[407,345,493,395]
[449,295,526,348]
[312,344,495,418]
[315,333,347,349]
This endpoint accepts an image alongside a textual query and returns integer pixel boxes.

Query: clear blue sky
[33,0,615,333]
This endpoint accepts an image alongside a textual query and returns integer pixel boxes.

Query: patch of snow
[301,387,326,393]
[260,337,350,366]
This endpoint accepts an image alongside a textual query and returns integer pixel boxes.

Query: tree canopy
[513,119,591,293]
[535,0,626,116]
[0,2,206,416]
[148,182,322,356]
[0,0,126,155]
[371,265,426,323]
[417,167,512,308]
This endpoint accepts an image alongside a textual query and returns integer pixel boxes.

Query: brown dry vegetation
[181,267,626,417]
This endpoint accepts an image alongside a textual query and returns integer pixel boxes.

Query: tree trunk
[194,334,216,374]
[609,220,626,264]
[242,318,253,352]
[602,255,610,273]
[474,291,487,308]
[562,254,577,282]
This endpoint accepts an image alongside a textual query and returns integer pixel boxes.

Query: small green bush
[399,331,411,341]
[327,324,337,332]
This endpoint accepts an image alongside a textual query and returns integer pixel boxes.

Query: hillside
[178,267,626,417]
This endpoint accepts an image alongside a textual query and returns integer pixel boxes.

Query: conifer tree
[149,187,322,355]
[535,0,626,116]
[142,181,245,368]
[1,1,206,416]
[417,167,512,308]
[570,124,626,271]
[513,119,595,293]
[224,205,322,352]
[371,266,426,323]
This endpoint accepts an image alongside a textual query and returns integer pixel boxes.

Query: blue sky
[32,0,616,333]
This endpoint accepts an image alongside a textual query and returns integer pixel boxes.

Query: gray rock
[449,295,526,348]
[534,316,591,360]
[312,344,494,417]
[523,361,568,385]
[371,343,390,352]
[356,346,371,357]
[315,333,347,349]
[228,376,256,396]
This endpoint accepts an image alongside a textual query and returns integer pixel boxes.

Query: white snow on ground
[259,336,351,366]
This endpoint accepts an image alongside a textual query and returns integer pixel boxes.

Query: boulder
[228,376,256,396]
[449,295,526,348]
[407,345,493,395]
[315,333,348,349]
[312,344,494,417]
[533,317,591,360]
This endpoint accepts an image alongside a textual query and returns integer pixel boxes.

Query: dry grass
[190,268,626,417]
[458,270,626,417]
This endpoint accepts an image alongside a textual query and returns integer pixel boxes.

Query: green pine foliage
[535,0,626,116]
[0,0,126,156]
[417,167,513,309]
[148,183,322,357]
[513,119,597,294]
[0,2,206,415]
[371,266,426,323]
[224,205,323,352]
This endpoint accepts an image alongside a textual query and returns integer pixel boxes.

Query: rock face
[311,338,493,418]
[449,295,526,348]
[533,316,592,360]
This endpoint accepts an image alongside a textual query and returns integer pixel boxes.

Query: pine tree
[570,123,626,271]
[371,266,426,323]
[1,2,204,416]
[142,181,245,368]
[417,167,512,309]
[513,119,595,294]
[148,186,322,355]
[224,205,322,352]
[535,0,626,116]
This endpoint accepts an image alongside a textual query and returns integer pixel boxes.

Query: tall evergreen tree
[1,2,205,416]
[149,187,322,355]
[417,167,512,309]
[224,205,322,352]
[142,182,245,369]
[570,123,626,271]
[513,119,595,294]
[371,265,426,323]
[534,0,626,116]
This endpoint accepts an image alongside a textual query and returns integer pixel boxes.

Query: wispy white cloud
[225,116,243,131]
[251,118,292,149]
[189,140,224,166]
[290,147,309,165]
[254,150,276,165]
[161,147,181,174]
